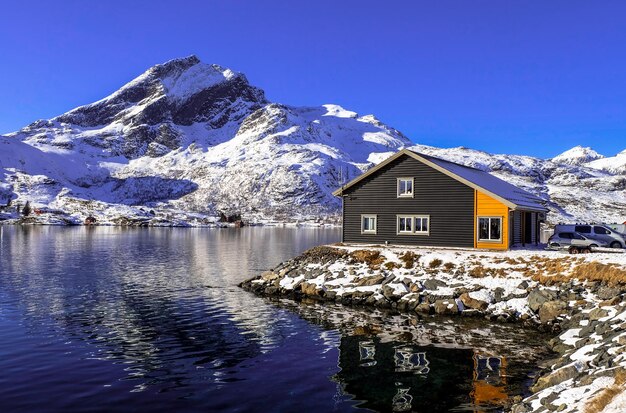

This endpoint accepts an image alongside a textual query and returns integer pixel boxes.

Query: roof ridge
[406,149,484,171]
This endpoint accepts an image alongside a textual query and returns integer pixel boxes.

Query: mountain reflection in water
[0,226,550,413]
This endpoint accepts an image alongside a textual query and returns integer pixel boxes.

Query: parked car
[607,224,626,235]
[547,231,599,253]
[553,224,625,248]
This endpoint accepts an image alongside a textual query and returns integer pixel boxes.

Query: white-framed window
[397,177,414,198]
[361,215,377,234]
[414,216,429,233]
[478,217,502,242]
[396,215,429,235]
[398,216,413,233]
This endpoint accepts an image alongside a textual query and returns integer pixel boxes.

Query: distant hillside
[1,56,625,225]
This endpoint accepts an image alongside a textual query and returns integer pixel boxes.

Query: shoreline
[0,217,342,228]
[240,244,626,413]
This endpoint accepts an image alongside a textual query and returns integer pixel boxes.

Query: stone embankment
[240,244,626,413]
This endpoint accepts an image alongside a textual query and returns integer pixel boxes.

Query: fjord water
[0,226,547,412]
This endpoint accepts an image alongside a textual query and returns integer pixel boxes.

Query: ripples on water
[0,226,550,412]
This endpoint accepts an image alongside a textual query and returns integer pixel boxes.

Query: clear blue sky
[1,1,625,158]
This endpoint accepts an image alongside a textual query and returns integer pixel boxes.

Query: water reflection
[0,226,349,412]
[271,299,552,413]
[0,226,548,413]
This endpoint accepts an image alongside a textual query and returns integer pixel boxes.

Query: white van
[607,224,626,235]
[553,224,625,248]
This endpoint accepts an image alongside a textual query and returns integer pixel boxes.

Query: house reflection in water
[359,341,377,367]
[335,336,510,412]
[394,347,430,374]
[471,354,508,408]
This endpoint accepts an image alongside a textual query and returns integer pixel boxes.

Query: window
[361,215,377,234]
[478,217,502,241]
[575,225,591,234]
[594,226,611,235]
[415,216,429,233]
[397,215,429,235]
[397,178,414,198]
[398,216,413,233]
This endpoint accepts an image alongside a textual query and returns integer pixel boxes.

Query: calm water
[0,226,549,413]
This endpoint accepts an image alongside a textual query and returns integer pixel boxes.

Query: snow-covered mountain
[0,56,409,224]
[585,149,626,174]
[551,145,604,166]
[1,56,625,225]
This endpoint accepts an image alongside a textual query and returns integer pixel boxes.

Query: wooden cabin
[333,149,548,250]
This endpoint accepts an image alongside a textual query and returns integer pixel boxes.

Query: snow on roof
[412,150,548,211]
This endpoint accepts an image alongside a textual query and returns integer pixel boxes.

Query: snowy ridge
[551,145,604,166]
[1,56,625,225]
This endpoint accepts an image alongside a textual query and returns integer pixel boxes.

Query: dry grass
[301,246,347,262]
[492,257,521,265]
[350,250,386,269]
[398,251,420,269]
[532,261,626,286]
[532,256,574,276]
[443,262,456,271]
[468,264,506,278]
[429,258,443,268]
[571,262,626,286]
[585,368,626,413]
[384,261,402,271]
[468,264,488,278]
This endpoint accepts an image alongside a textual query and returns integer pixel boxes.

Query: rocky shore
[240,244,626,413]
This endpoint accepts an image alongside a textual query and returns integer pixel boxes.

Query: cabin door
[523,212,533,244]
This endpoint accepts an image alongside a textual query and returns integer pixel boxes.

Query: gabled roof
[333,149,548,212]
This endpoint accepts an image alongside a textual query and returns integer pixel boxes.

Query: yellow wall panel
[475,191,509,250]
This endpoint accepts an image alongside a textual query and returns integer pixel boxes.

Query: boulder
[356,275,385,286]
[538,301,568,323]
[261,271,280,282]
[600,297,621,307]
[459,292,489,311]
[415,302,431,314]
[324,290,337,300]
[264,286,278,295]
[301,281,322,297]
[596,286,622,301]
[531,365,580,392]
[348,290,374,302]
[493,287,505,302]
[588,307,609,321]
[528,289,557,312]
[423,278,447,290]
[433,299,458,315]
[382,283,408,301]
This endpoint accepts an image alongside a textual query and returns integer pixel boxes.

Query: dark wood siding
[342,154,474,247]
[512,210,522,245]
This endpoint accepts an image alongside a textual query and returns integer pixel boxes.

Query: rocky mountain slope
[1,56,625,225]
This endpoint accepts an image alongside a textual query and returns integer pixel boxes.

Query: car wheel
[569,246,579,254]
[610,241,622,248]
[581,248,591,254]
[589,244,598,248]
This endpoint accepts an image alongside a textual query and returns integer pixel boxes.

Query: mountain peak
[121,55,239,101]
[551,145,604,165]
[44,56,265,130]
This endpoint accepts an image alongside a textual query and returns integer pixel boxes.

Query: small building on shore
[333,149,548,250]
